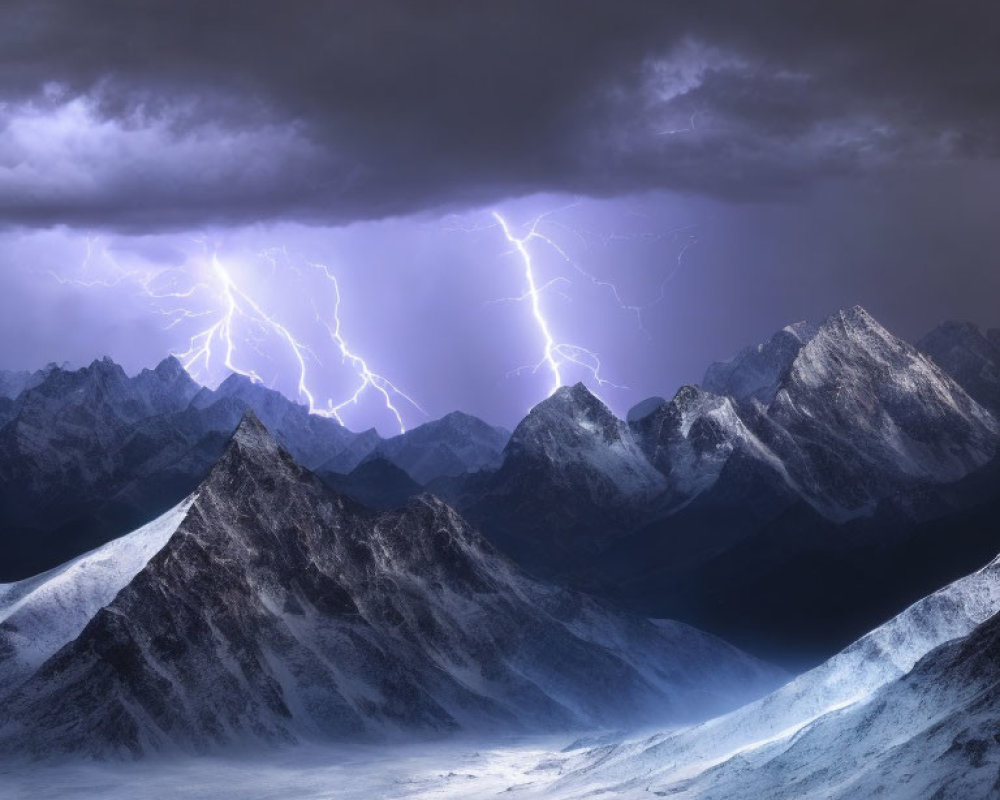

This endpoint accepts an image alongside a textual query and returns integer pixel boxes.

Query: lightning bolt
[310,262,424,432]
[174,255,312,390]
[49,240,422,434]
[509,206,698,337]
[492,211,622,397]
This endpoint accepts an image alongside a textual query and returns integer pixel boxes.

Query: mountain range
[451,307,1000,663]
[1,305,999,671]
[3,303,1000,799]
[0,359,508,580]
[0,413,779,756]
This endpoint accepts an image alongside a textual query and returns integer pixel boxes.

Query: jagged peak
[821,304,885,335]
[513,382,621,439]
[795,306,914,367]
[85,355,127,377]
[538,382,614,418]
[669,383,731,411]
[152,355,188,380]
[703,323,814,405]
[226,410,285,461]
[556,381,599,403]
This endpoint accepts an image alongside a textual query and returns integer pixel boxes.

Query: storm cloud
[3,0,999,231]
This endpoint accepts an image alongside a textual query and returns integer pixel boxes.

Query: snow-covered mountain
[629,384,795,512]
[526,544,1000,799]
[362,410,509,484]
[507,382,665,497]
[763,306,997,518]
[0,414,781,758]
[640,306,998,521]
[702,320,817,405]
[3,305,999,667]
[474,307,1000,662]
[460,383,667,570]
[0,356,200,534]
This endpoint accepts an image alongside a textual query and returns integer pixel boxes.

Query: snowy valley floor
[0,734,629,800]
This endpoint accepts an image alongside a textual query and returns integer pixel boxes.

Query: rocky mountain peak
[152,354,187,380]
[226,410,287,463]
[765,308,999,515]
[514,382,620,444]
[353,410,507,484]
[500,381,666,503]
[790,305,928,390]
[0,413,778,756]
[557,380,604,408]
[134,355,201,413]
[703,320,817,405]
[87,354,127,376]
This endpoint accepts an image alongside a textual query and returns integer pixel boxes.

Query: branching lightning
[50,239,422,434]
[492,211,623,397]
[309,262,424,432]
[51,208,696,428]
[489,206,697,400]
[515,207,698,336]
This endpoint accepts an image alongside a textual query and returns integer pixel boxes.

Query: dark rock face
[0,415,780,758]
[628,385,793,513]
[652,308,998,522]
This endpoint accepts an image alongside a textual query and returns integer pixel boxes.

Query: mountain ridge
[2,305,998,665]
[0,412,781,757]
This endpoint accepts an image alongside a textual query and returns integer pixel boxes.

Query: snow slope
[0,495,195,694]
[532,545,1000,798]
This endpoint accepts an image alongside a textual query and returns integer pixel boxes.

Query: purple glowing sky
[2,2,999,433]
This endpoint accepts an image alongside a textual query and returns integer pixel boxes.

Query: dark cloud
[1,0,998,230]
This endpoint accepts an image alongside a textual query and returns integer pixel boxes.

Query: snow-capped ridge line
[0,494,197,694]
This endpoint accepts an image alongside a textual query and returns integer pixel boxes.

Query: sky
[1,1,999,434]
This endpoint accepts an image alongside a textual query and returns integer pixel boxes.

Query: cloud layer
[2,0,998,230]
